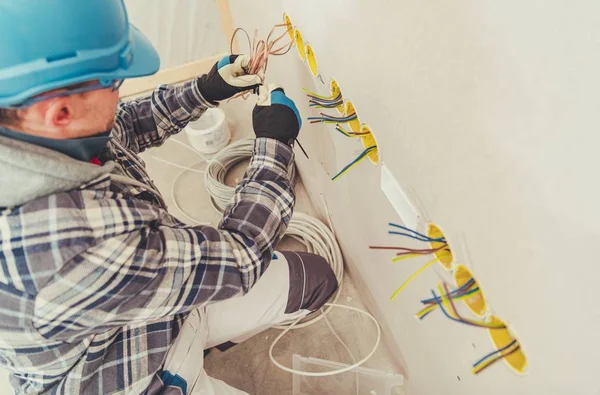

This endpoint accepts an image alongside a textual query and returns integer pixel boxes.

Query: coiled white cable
[275,212,343,329]
[204,138,297,213]
[151,138,214,226]
[160,137,381,376]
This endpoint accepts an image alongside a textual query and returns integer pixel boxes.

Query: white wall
[229,1,600,394]
[125,0,227,69]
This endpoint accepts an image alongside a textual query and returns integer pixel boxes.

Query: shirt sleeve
[112,78,215,154]
[32,138,295,342]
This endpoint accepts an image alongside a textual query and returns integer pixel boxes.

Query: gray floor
[140,104,402,394]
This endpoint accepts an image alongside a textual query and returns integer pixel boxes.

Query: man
[0,1,338,394]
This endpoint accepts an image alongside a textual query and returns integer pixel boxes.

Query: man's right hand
[252,84,301,146]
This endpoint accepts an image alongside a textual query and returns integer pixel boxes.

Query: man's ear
[43,97,73,128]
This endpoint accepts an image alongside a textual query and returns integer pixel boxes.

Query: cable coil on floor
[204,138,298,213]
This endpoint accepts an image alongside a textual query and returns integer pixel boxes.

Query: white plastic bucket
[184,108,231,154]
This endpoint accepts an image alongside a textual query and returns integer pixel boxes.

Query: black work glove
[252,84,301,146]
[197,54,263,104]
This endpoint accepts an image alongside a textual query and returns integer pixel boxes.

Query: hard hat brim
[0,25,160,107]
[113,25,160,80]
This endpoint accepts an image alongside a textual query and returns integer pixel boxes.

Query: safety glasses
[15,79,124,108]
[284,13,324,83]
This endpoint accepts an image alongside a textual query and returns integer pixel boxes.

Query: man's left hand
[198,54,263,104]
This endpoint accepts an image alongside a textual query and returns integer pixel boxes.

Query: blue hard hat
[0,0,160,107]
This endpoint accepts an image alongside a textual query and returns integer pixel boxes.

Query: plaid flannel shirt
[0,80,296,394]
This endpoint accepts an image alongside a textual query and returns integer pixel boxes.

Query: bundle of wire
[472,339,521,374]
[335,125,371,138]
[270,214,381,380]
[427,283,520,375]
[331,145,377,181]
[229,24,293,101]
[369,222,451,299]
[307,111,358,125]
[416,278,480,319]
[204,138,297,212]
[303,87,344,109]
[275,212,344,329]
[155,136,381,379]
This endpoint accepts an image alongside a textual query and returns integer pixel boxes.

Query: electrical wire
[204,138,298,213]
[334,125,370,138]
[269,303,381,377]
[420,278,476,304]
[309,100,344,109]
[389,254,449,300]
[165,131,381,379]
[428,284,505,329]
[369,246,443,252]
[472,340,518,368]
[416,287,480,319]
[149,139,212,226]
[396,246,446,256]
[308,112,358,124]
[391,246,448,262]
[231,25,293,75]
[331,146,377,181]
[322,312,360,394]
[273,212,344,329]
[472,342,521,374]
[388,222,445,243]
[302,87,339,101]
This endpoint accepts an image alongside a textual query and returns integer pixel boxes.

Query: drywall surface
[125,0,227,69]
[229,1,600,394]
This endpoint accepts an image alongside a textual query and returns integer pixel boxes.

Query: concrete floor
[140,102,403,394]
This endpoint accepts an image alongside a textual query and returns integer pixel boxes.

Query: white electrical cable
[150,139,213,226]
[274,212,343,329]
[177,136,381,377]
[204,138,297,213]
[323,312,360,394]
[269,303,381,377]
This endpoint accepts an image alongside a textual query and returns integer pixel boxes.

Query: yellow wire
[389,254,450,300]
[471,343,520,374]
[436,283,504,329]
[336,125,362,138]
[391,253,423,262]
[415,290,482,318]
[416,303,437,318]
[438,284,451,311]
[302,87,334,100]
[331,151,373,182]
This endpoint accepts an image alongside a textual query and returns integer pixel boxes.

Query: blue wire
[429,290,484,328]
[472,340,518,367]
[387,231,446,243]
[306,93,342,103]
[331,146,377,181]
[420,284,478,305]
[310,101,343,108]
[388,222,446,242]
[420,278,475,303]
[419,310,433,320]
[307,114,357,122]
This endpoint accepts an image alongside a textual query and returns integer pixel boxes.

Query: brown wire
[230,25,293,77]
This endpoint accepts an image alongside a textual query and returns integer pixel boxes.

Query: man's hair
[0,108,20,126]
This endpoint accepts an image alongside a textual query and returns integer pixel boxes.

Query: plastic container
[184,108,231,154]
[292,355,404,395]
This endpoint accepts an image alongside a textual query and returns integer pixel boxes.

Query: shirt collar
[0,127,112,162]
